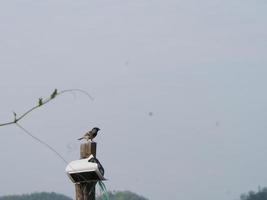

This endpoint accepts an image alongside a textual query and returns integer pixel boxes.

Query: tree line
[0,191,148,200]
[241,187,267,200]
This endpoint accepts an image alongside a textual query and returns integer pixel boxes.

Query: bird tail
[77,137,83,140]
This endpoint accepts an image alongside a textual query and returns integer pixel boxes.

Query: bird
[78,127,100,142]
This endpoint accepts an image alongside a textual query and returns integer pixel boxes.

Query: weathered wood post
[75,142,97,200]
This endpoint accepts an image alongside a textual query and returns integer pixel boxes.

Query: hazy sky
[0,0,267,200]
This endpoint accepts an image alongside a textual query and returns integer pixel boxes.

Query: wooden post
[80,142,97,158]
[75,142,97,200]
[75,184,84,200]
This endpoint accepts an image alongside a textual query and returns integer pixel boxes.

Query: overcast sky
[0,0,267,200]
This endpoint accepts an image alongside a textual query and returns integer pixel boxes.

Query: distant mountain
[0,192,72,200]
[97,191,148,200]
[0,191,148,200]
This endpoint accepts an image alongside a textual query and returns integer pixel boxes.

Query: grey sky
[0,0,267,200]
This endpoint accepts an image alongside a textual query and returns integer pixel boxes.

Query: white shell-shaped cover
[65,155,105,181]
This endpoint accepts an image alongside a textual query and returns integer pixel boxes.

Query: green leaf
[50,89,58,99]
[38,98,43,106]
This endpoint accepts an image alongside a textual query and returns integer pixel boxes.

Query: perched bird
[78,127,100,142]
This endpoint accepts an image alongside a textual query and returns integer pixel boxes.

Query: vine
[0,88,94,127]
[0,88,94,163]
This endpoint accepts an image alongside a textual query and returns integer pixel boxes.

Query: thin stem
[60,88,94,101]
[0,121,16,127]
[16,123,68,164]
